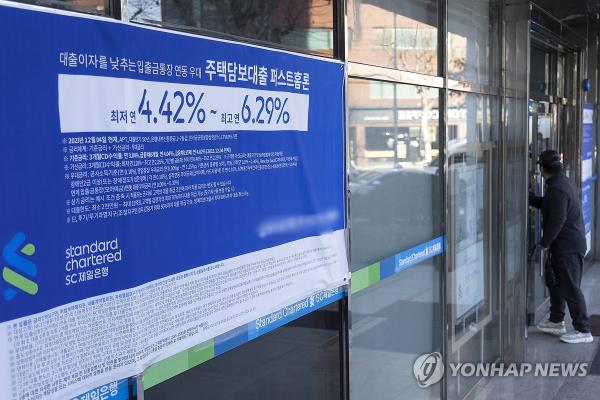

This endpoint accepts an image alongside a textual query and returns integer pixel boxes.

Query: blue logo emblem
[3,232,38,301]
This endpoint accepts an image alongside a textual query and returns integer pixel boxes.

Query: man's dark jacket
[529,173,587,255]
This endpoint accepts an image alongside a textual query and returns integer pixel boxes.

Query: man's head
[538,150,563,179]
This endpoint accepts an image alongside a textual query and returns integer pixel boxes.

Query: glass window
[504,12,529,93]
[281,28,334,51]
[447,91,492,144]
[12,0,111,15]
[446,92,500,399]
[128,0,334,56]
[349,79,441,269]
[530,46,551,95]
[448,0,498,86]
[371,27,436,50]
[397,28,437,49]
[348,78,443,400]
[369,81,424,100]
[145,302,343,400]
[348,0,438,75]
[350,261,442,400]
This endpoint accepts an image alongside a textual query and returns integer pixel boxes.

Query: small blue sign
[72,379,130,400]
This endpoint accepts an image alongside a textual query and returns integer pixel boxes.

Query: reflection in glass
[447,92,500,400]
[448,0,497,85]
[348,79,442,400]
[348,79,441,271]
[351,263,442,400]
[146,302,342,399]
[14,0,109,14]
[530,46,551,95]
[128,0,334,55]
[348,0,438,74]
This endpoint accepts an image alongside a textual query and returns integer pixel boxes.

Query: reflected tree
[206,0,309,43]
[129,0,162,21]
[393,23,437,164]
[130,0,318,48]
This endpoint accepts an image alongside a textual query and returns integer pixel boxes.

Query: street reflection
[348,79,446,271]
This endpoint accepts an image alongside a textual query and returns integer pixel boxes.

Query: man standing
[529,150,593,344]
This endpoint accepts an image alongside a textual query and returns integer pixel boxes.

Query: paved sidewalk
[473,263,600,400]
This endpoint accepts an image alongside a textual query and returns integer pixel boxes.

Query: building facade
[1,0,599,399]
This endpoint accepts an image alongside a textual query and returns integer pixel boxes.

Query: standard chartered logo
[413,352,444,388]
[3,232,38,301]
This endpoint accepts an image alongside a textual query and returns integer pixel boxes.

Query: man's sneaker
[537,320,567,335]
[560,331,594,344]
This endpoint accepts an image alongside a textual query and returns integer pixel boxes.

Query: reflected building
[5,1,600,400]
[348,0,438,74]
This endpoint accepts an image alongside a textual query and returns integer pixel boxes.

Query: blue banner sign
[380,236,445,279]
[582,104,594,252]
[0,2,347,399]
[71,379,130,400]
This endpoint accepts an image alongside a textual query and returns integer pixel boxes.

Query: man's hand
[529,191,543,209]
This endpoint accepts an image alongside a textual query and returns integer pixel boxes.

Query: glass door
[347,78,444,400]
[526,36,580,326]
[446,93,500,400]
[527,101,556,324]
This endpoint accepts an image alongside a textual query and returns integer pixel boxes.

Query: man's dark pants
[545,253,590,333]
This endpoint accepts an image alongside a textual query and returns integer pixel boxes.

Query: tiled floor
[473,262,600,400]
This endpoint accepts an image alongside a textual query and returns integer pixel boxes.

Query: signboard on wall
[453,162,486,319]
[582,104,594,254]
[0,2,347,399]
